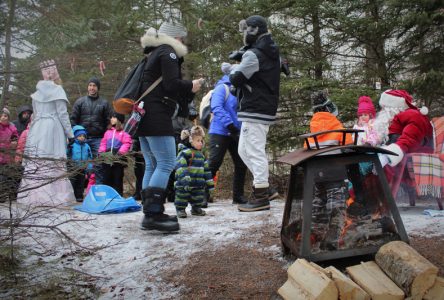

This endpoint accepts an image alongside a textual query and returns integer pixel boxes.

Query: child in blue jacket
[67,125,93,202]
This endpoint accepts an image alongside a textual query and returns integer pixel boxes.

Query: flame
[346,197,354,207]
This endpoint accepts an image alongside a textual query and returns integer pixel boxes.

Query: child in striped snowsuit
[174,126,214,218]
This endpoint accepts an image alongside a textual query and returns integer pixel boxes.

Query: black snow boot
[140,187,179,232]
[238,186,270,212]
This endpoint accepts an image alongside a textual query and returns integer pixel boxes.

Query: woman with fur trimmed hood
[137,21,204,232]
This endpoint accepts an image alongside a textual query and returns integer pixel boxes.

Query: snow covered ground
[1,198,443,299]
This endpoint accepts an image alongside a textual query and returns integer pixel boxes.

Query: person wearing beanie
[67,125,93,202]
[306,91,353,150]
[136,19,205,232]
[70,76,112,159]
[305,91,354,251]
[229,15,281,212]
[0,107,18,165]
[0,107,19,203]
[12,104,33,136]
[174,125,214,218]
[353,96,380,146]
[96,113,132,196]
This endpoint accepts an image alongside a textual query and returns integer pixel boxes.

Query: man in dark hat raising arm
[229,15,281,212]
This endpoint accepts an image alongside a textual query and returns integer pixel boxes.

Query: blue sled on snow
[75,185,141,214]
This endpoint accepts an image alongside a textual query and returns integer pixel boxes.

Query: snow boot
[268,186,279,201]
[238,186,270,212]
[232,195,248,204]
[140,187,179,232]
[191,206,206,216]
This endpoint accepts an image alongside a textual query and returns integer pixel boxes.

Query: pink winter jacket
[98,127,132,155]
[0,122,18,164]
[15,127,29,163]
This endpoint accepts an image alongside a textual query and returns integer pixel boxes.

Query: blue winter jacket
[208,75,241,136]
[68,140,93,169]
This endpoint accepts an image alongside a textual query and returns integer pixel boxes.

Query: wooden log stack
[278,241,443,300]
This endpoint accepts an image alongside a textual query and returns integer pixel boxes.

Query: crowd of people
[0,15,437,235]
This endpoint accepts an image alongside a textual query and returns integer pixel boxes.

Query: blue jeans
[87,137,102,158]
[139,136,176,190]
[87,137,103,183]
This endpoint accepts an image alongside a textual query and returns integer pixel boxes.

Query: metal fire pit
[278,129,409,262]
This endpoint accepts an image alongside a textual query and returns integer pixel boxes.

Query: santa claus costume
[374,89,433,196]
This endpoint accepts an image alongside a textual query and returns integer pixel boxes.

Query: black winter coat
[229,34,280,125]
[136,40,194,137]
[70,95,112,137]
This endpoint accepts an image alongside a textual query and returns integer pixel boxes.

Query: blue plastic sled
[75,185,141,214]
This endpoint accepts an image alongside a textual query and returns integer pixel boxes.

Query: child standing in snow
[67,125,93,202]
[97,113,132,195]
[353,96,380,146]
[174,125,214,218]
[0,108,19,202]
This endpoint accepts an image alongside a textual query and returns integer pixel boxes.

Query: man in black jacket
[70,77,112,157]
[229,15,281,212]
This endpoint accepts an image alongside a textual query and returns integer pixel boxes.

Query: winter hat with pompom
[357,96,376,118]
[158,21,187,38]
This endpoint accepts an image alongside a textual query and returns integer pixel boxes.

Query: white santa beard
[373,106,404,144]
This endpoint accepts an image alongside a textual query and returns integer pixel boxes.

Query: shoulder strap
[136,77,162,103]
[223,84,230,101]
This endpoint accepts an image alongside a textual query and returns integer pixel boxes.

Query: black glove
[228,46,250,62]
[68,138,75,146]
[227,123,239,136]
[229,85,238,97]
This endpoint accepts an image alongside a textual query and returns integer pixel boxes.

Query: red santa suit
[377,90,433,192]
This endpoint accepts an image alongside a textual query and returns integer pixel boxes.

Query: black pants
[101,163,125,195]
[208,133,247,200]
[0,163,22,202]
[69,168,86,200]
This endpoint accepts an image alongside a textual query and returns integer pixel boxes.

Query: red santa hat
[379,89,428,115]
[357,96,376,118]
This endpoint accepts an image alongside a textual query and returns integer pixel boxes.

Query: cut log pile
[278,241,443,300]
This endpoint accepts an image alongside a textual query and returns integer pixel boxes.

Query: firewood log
[324,266,370,300]
[422,277,444,300]
[346,261,405,300]
[278,258,338,300]
[375,241,438,300]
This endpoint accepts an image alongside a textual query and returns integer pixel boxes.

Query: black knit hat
[311,91,338,115]
[112,112,125,123]
[245,15,268,35]
[88,77,101,90]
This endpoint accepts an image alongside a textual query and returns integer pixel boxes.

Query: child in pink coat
[353,96,380,146]
[97,113,132,195]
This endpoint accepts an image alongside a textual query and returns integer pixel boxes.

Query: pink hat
[379,89,428,115]
[357,96,376,118]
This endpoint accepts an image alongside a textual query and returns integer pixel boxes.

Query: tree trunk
[312,9,323,80]
[1,0,17,109]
